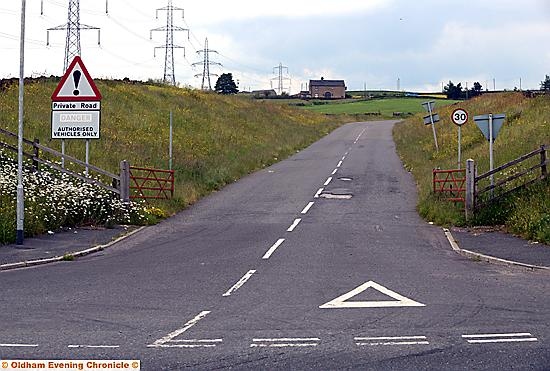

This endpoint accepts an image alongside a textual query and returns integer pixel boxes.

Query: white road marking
[324,177,333,186]
[462,333,538,344]
[342,156,346,161]
[0,344,38,347]
[149,311,211,347]
[262,239,285,259]
[222,270,257,297]
[331,169,338,175]
[152,343,218,348]
[68,345,120,348]
[319,281,426,309]
[251,338,320,348]
[287,218,302,232]
[337,161,343,168]
[250,343,318,348]
[355,336,429,346]
[170,339,223,347]
[301,201,314,214]
[253,338,321,342]
[466,338,538,344]
[314,188,324,198]
[171,339,223,343]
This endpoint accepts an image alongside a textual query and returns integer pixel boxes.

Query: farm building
[309,78,346,99]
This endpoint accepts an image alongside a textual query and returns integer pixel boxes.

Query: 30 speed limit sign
[451,108,468,126]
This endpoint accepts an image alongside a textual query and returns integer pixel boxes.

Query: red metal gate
[433,168,466,203]
[129,166,174,200]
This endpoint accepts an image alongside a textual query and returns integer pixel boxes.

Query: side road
[1,217,549,273]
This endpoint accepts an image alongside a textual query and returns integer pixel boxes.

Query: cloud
[186,0,392,25]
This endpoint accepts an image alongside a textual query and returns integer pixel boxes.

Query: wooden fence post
[465,159,475,220]
[541,145,547,179]
[120,160,130,203]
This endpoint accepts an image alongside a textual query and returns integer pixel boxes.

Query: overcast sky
[1,0,549,93]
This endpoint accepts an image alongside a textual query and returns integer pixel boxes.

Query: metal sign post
[473,113,506,198]
[489,114,494,194]
[451,108,468,169]
[16,0,26,245]
[169,110,173,171]
[422,101,439,151]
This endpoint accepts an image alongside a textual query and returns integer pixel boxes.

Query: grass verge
[393,92,550,244]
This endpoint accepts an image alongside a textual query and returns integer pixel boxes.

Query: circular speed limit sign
[451,108,468,126]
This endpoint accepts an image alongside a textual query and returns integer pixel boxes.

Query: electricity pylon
[192,38,222,90]
[271,62,291,95]
[46,0,101,71]
[150,0,189,86]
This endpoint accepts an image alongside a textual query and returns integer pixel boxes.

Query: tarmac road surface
[1,121,549,370]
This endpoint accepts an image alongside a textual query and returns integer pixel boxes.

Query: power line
[150,0,189,86]
[192,38,222,90]
[45,0,104,71]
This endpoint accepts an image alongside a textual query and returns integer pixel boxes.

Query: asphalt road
[1,121,549,370]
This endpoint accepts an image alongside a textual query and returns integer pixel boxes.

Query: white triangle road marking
[319,281,425,309]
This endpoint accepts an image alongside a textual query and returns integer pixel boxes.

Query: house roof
[310,79,346,87]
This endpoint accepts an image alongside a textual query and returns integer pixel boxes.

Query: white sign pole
[16,0,26,245]
[458,125,462,169]
[451,108,468,169]
[61,139,65,168]
[427,103,439,151]
[85,139,90,176]
[489,113,494,197]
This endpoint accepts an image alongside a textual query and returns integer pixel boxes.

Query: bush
[0,149,148,244]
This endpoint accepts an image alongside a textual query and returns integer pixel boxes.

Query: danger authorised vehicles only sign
[51,56,102,140]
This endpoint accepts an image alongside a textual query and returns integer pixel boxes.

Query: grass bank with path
[0,79,344,243]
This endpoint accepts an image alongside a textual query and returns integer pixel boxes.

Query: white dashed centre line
[337,161,343,168]
[331,169,338,175]
[324,177,333,186]
[301,202,314,214]
[222,270,257,297]
[262,239,285,259]
[314,188,324,198]
[287,218,302,232]
[342,156,346,161]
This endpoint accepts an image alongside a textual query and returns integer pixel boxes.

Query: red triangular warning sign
[51,56,102,101]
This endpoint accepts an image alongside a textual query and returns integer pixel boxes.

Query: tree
[444,80,463,99]
[215,73,239,95]
[468,81,483,98]
[540,75,550,91]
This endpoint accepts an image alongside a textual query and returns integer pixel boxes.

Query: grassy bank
[0,79,342,242]
[393,92,550,243]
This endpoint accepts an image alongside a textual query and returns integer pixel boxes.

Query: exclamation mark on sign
[73,70,81,96]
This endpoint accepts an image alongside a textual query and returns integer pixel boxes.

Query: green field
[302,98,459,117]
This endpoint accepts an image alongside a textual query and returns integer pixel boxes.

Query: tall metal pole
[169,110,173,171]
[427,103,439,152]
[457,126,462,169]
[16,0,27,245]
[85,139,89,176]
[489,114,494,197]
